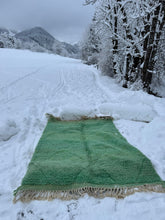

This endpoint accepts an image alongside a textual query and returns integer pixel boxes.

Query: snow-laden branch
[83,0,97,5]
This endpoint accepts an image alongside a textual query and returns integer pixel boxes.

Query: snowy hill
[0,49,165,219]
[15,27,56,51]
[15,27,80,58]
[0,27,80,58]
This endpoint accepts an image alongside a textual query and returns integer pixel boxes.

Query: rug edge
[46,113,114,122]
[13,182,165,203]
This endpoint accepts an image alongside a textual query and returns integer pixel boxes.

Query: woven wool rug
[14,115,165,202]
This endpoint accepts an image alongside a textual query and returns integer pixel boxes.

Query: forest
[82,0,165,96]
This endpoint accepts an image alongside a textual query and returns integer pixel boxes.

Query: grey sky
[0,0,94,43]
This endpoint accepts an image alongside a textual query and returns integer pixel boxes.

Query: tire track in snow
[56,67,109,107]
[0,66,46,93]
[48,70,66,97]
[0,67,47,110]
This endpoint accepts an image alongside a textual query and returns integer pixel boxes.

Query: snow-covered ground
[0,49,165,220]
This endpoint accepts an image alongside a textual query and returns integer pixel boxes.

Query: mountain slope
[15,27,56,51]
[15,27,80,58]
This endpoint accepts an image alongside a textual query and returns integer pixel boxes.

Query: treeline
[82,0,165,96]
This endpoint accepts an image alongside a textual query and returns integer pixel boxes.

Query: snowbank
[99,103,157,122]
[59,105,95,120]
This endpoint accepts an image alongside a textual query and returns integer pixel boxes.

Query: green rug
[14,115,165,202]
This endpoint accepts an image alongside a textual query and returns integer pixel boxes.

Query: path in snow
[0,49,165,220]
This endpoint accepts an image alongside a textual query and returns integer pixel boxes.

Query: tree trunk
[112,5,118,75]
[120,3,139,87]
[142,2,165,93]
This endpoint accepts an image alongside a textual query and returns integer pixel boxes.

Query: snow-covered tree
[151,26,165,96]
[84,0,165,95]
[141,0,165,93]
[0,32,16,48]
[81,16,101,65]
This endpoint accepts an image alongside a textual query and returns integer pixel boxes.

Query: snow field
[0,49,165,220]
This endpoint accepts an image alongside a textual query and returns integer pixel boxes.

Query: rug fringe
[45,114,150,123]
[46,113,114,121]
[13,184,165,203]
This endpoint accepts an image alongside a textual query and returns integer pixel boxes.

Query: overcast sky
[0,0,94,43]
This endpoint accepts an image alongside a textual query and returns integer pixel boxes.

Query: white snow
[0,120,19,142]
[0,49,165,220]
[99,103,157,122]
